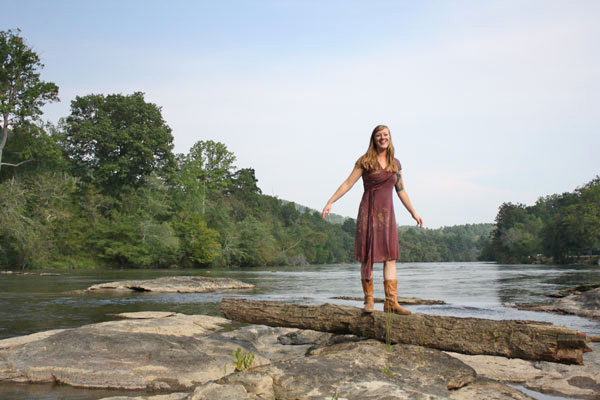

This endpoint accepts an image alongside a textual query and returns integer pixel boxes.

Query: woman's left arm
[395,170,423,227]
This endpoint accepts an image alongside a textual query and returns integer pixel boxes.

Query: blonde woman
[323,125,423,314]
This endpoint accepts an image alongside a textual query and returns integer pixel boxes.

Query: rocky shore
[1,311,598,399]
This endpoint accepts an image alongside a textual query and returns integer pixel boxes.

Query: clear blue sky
[5,0,600,227]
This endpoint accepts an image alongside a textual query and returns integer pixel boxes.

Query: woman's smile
[375,129,390,150]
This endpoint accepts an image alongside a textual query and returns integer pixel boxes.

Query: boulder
[446,342,600,399]
[210,340,533,400]
[514,287,600,319]
[85,276,254,293]
[0,313,266,390]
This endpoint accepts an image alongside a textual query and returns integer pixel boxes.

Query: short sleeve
[395,158,402,171]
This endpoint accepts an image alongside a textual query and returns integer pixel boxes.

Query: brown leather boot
[383,279,411,315]
[361,279,375,313]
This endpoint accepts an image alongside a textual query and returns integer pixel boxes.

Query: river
[0,262,599,399]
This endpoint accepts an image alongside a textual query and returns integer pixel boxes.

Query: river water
[0,262,599,399]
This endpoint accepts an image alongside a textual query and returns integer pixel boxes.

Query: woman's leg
[360,262,374,312]
[383,260,397,280]
[382,259,411,315]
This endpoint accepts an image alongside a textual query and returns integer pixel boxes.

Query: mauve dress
[355,158,401,279]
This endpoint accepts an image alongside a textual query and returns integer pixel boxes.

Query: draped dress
[355,158,401,279]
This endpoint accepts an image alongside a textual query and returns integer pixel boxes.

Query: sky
[4,0,599,228]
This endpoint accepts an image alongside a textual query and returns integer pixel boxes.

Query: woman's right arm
[322,165,363,220]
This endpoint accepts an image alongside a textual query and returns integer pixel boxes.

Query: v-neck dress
[355,158,401,278]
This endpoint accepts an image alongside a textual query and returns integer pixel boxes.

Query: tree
[175,140,236,214]
[93,175,179,267]
[173,213,221,266]
[542,178,600,261]
[0,122,67,181]
[0,29,59,173]
[61,92,175,193]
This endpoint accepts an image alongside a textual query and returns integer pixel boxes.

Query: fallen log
[220,299,591,365]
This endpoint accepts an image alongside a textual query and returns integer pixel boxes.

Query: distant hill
[281,200,349,224]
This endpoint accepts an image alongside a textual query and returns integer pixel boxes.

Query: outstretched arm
[322,166,363,220]
[395,170,423,227]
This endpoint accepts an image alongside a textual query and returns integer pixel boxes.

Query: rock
[215,325,318,363]
[100,394,189,400]
[91,313,231,337]
[446,342,600,399]
[0,314,269,390]
[86,276,254,293]
[515,287,600,319]
[0,329,66,350]
[277,329,333,345]
[218,370,275,399]
[207,340,529,400]
[449,378,534,399]
[116,312,178,319]
[547,282,600,298]
[188,382,255,400]
[1,316,539,399]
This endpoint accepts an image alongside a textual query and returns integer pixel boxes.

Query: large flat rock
[194,340,532,400]
[447,342,600,399]
[85,276,254,293]
[0,313,258,390]
[105,339,531,400]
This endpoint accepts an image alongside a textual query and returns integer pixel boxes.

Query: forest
[0,29,493,269]
[481,177,600,264]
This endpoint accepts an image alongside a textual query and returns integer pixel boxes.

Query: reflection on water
[0,262,599,399]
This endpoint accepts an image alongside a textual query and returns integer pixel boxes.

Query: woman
[322,125,423,314]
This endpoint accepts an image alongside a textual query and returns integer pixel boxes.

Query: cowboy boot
[361,279,375,313]
[383,279,411,315]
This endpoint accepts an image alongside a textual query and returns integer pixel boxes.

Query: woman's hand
[322,165,363,220]
[413,213,423,228]
[322,203,332,220]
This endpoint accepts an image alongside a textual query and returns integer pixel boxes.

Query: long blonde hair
[356,125,399,173]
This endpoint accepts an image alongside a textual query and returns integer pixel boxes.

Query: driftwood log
[220,299,591,365]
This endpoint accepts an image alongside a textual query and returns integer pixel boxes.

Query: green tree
[236,216,277,266]
[92,175,179,267]
[0,172,77,269]
[0,122,67,181]
[542,178,600,262]
[0,29,59,173]
[173,213,221,266]
[175,140,236,214]
[61,92,175,193]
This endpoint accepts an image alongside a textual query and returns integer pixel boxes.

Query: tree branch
[0,159,34,168]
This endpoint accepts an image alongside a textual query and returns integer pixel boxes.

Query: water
[0,262,599,399]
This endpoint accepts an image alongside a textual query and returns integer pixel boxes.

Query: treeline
[397,223,493,262]
[0,95,357,269]
[481,177,600,264]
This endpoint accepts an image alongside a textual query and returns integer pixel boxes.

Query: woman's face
[374,128,391,151]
